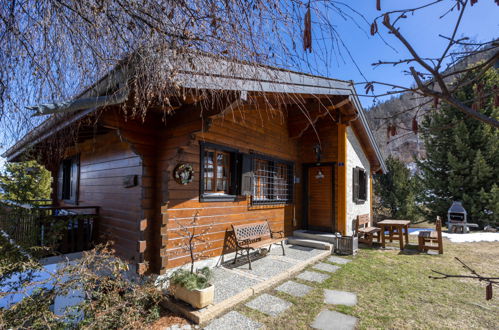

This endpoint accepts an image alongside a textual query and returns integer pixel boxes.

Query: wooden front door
[306,165,334,232]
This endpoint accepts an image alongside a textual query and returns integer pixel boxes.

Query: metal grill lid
[448,201,467,215]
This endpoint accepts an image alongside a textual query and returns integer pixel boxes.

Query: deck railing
[0,200,99,254]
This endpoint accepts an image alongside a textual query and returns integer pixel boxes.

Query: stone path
[275,281,313,297]
[310,310,358,330]
[203,254,359,329]
[324,289,357,306]
[296,270,329,283]
[245,293,292,317]
[204,311,263,330]
[328,256,352,264]
[313,262,340,273]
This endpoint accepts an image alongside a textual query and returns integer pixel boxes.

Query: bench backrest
[354,213,370,232]
[435,216,442,235]
[232,221,271,243]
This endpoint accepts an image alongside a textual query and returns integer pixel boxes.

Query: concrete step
[293,230,337,244]
[287,237,332,250]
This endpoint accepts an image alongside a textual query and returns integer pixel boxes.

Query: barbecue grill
[447,201,478,233]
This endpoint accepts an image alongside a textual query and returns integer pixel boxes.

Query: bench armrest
[271,230,285,239]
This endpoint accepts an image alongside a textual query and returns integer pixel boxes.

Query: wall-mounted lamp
[313,144,322,163]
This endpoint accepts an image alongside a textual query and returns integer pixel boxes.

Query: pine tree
[374,156,421,222]
[0,160,52,203]
[417,67,499,227]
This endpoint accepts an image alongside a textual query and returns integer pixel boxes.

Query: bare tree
[365,0,498,128]
[0,0,496,154]
[171,212,213,273]
[0,0,369,149]
[430,257,498,300]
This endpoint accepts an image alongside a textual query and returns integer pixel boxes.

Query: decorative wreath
[173,163,194,185]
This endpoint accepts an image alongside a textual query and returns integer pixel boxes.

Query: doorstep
[160,244,331,324]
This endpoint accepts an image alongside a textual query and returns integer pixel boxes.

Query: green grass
[234,237,499,329]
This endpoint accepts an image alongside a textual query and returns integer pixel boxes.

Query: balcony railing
[0,200,99,254]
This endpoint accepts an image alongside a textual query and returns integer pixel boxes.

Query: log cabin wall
[159,105,305,271]
[100,109,164,274]
[60,131,142,263]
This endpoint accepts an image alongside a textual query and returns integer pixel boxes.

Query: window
[203,149,230,194]
[251,156,293,205]
[200,143,238,201]
[58,155,80,204]
[199,142,294,204]
[353,167,367,204]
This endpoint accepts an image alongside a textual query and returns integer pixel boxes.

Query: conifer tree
[0,160,51,203]
[417,67,498,227]
[374,156,420,222]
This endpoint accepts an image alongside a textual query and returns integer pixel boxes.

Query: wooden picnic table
[377,220,411,250]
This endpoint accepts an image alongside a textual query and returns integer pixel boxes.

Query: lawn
[235,236,499,329]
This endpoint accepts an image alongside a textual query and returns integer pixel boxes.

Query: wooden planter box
[334,236,358,255]
[171,284,214,309]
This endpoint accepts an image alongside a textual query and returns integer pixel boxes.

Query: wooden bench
[353,214,380,247]
[418,216,443,254]
[232,221,285,270]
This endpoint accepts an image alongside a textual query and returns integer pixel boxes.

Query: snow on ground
[410,230,499,243]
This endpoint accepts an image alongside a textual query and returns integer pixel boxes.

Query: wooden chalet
[3,54,386,274]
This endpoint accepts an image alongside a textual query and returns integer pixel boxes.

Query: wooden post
[369,174,373,225]
[337,124,347,235]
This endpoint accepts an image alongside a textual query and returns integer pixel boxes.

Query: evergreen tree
[417,67,499,227]
[374,156,421,222]
[0,160,52,203]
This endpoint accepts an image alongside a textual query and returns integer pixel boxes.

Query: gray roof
[3,53,387,172]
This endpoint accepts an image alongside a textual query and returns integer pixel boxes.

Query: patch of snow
[410,230,499,243]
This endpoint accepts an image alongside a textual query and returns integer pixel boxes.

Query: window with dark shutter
[59,155,80,204]
[200,142,238,202]
[353,166,367,204]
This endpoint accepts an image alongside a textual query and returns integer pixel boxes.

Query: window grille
[251,157,293,205]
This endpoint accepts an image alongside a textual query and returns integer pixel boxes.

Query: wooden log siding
[159,106,302,271]
[62,132,142,263]
[101,110,163,274]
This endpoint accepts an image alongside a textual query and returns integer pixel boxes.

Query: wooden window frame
[353,166,367,204]
[199,142,239,202]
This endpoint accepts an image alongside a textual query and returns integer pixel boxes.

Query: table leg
[381,225,386,248]
[404,225,409,243]
[398,226,404,250]
[389,226,393,242]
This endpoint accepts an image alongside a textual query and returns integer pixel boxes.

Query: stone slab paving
[296,270,329,283]
[245,293,292,317]
[310,310,358,330]
[328,256,352,264]
[269,244,326,260]
[204,311,263,330]
[324,289,358,306]
[210,267,261,304]
[275,280,313,297]
[237,257,295,279]
[313,262,341,273]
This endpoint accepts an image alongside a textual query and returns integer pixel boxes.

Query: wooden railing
[0,200,99,254]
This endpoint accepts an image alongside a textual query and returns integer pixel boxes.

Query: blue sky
[0,1,497,169]
[314,1,499,107]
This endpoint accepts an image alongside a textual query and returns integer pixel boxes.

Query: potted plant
[168,212,215,309]
[169,267,214,309]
